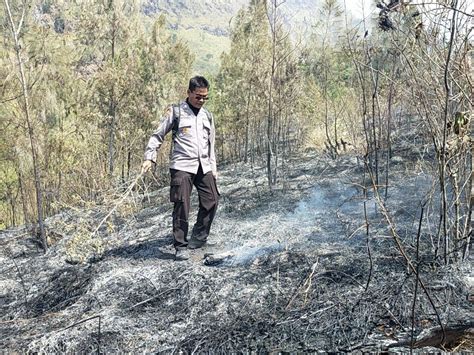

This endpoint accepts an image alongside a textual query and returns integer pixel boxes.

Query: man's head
[187,76,209,109]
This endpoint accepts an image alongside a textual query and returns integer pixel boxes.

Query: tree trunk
[107,7,117,177]
[244,82,252,163]
[4,0,47,251]
[440,0,458,265]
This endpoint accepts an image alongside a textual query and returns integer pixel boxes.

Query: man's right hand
[141,160,153,174]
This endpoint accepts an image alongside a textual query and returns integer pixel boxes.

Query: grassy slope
[146,0,247,74]
[151,0,321,74]
[175,27,230,76]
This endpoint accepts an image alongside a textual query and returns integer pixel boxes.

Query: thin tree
[3,0,47,250]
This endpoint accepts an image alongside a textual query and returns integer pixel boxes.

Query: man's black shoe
[188,237,207,249]
[175,248,190,261]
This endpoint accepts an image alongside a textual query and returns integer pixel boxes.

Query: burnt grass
[1,151,473,353]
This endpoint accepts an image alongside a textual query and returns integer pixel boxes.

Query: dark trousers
[170,165,219,249]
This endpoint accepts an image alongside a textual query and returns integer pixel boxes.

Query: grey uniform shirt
[144,101,217,175]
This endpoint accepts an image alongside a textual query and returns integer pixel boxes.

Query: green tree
[214,0,272,164]
[0,0,195,231]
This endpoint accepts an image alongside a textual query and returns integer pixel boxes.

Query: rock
[203,251,234,266]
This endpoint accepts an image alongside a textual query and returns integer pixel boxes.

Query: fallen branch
[128,287,181,310]
[285,259,319,310]
[91,172,144,237]
[389,323,474,350]
[63,314,101,331]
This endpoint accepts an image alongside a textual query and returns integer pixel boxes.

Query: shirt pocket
[178,118,192,137]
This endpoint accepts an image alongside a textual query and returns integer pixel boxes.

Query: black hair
[188,76,209,92]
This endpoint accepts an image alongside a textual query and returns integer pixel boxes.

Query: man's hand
[141,160,153,174]
[212,171,218,179]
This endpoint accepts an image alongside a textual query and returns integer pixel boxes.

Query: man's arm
[142,106,174,173]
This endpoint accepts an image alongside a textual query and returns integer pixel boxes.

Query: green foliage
[0,0,194,229]
[299,0,362,150]
[0,161,18,228]
[213,0,317,166]
[174,27,228,76]
[213,1,273,162]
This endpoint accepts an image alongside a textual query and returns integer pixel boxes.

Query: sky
[344,0,373,19]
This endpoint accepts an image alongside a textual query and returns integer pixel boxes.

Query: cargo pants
[170,165,219,249]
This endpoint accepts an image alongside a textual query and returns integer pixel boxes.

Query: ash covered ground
[1,151,473,352]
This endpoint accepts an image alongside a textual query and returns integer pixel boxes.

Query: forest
[1,0,472,352]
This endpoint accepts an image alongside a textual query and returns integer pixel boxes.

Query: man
[142,76,219,260]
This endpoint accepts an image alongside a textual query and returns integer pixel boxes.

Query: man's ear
[187,89,191,95]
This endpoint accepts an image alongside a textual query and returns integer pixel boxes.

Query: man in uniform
[142,76,219,260]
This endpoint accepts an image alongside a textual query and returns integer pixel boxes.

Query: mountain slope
[142,0,323,74]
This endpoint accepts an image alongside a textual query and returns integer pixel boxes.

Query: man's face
[187,87,209,109]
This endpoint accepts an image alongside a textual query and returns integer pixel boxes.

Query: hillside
[2,144,473,352]
[142,0,324,74]
[2,1,472,352]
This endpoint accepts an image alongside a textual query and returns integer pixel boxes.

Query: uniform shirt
[144,100,217,175]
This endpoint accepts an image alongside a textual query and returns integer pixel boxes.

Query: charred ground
[1,146,473,352]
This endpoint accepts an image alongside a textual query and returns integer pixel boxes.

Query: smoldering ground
[1,149,472,352]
